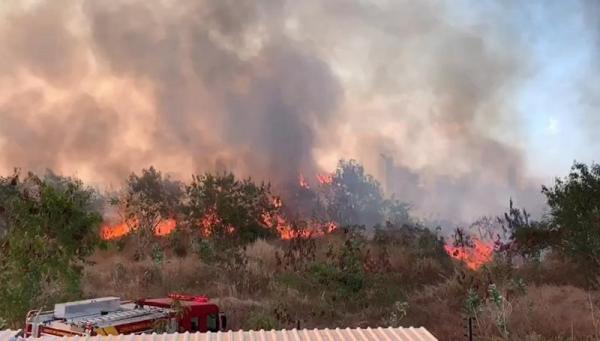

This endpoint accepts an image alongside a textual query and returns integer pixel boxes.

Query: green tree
[114,167,184,259]
[323,159,410,228]
[541,162,600,284]
[185,173,278,243]
[497,199,554,261]
[0,171,102,326]
[327,160,383,226]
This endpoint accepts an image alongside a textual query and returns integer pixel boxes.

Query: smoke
[0,0,596,222]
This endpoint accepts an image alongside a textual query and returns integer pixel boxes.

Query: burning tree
[320,159,410,228]
[109,167,184,259]
[184,172,279,243]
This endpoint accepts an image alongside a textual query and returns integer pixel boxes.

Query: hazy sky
[0,0,597,222]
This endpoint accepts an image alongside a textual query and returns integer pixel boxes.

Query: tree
[114,167,184,259]
[541,162,600,284]
[323,159,410,228]
[497,199,554,261]
[184,173,278,243]
[0,171,102,326]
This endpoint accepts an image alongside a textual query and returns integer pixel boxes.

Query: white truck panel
[54,297,121,319]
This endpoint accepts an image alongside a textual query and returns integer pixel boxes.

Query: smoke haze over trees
[0,0,599,222]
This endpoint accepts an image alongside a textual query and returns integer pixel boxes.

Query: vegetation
[0,171,102,327]
[1,160,600,339]
[184,172,278,243]
[542,162,600,284]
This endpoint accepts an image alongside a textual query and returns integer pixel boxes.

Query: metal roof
[0,330,20,341]
[1,328,437,341]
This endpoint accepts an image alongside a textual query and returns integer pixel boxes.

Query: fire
[198,209,235,237]
[316,173,333,185]
[101,220,133,240]
[100,189,339,241]
[261,196,338,240]
[275,219,338,240]
[298,173,310,189]
[100,218,176,240]
[155,219,176,236]
[444,238,494,270]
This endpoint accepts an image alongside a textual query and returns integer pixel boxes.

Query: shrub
[382,301,409,327]
[0,172,102,326]
[169,229,190,258]
[245,310,280,330]
[192,238,216,263]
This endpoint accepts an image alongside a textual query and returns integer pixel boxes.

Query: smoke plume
[0,0,597,222]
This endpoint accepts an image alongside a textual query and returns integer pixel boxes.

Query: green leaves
[0,172,102,326]
[541,162,600,285]
[185,172,278,243]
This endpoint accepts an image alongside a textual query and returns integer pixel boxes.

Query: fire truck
[23,294,227,337]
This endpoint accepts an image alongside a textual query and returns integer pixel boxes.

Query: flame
[261,199,338,240]
[298,173,310,189]
[155,219,177,236]
[316,173,333,185]
[100,186,339,241]
[101,220,134,240]
[444,238,494,270]
[100,218,176,240]
[198,209,235,237]
[278,221,337,240]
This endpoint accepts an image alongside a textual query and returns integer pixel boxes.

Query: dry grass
[505,285,600,339]
[82,249,213,299]
[245,238,280,267]
[405,280,600,340]
[81,236,600,340]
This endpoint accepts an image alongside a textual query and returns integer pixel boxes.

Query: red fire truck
[24,294,227,337]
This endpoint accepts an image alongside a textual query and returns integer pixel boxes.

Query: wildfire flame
[100,218,177,240]
[444,238,494,270]
[100,173,340,242]
[298,173,310,189]
[316,173,333,185]
[278,221,337,240]
[262,209,338,240]
[198,209,235,237]
[101,220,133,240]
[101,199,337,241]
[155,219,177,236]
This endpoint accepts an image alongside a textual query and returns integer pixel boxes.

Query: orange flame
[101,220,134,240]
[279,221,337,240]
[298,173,310,189]
[198,209,235,237]
[155,219,177,236]
[101,192,339,241]
[444,238,494,270]
[100,218,176,240]
[316,173,333,185]
[262,203,337,240]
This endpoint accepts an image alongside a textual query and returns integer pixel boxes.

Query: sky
[516,1,598,178]
[0,0,597,222]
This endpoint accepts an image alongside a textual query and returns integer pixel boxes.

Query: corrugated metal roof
[0,330,20,341]
[1,328,437,341]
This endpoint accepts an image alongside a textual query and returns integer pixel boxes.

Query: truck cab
[139,294,226,333]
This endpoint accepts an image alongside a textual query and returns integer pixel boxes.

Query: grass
[81,230,600,340]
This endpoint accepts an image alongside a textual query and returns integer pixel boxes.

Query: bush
[309,261,364,298]
[169,229,190,258]
[192,238,216,263]
[0,172,102,326]
[245,310,281,330]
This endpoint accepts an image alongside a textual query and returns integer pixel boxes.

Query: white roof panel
[1,327,438,341]
[0,330,20,341]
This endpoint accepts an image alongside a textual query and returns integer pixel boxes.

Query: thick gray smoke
[0,0,341,185]
[0,0,597,222]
